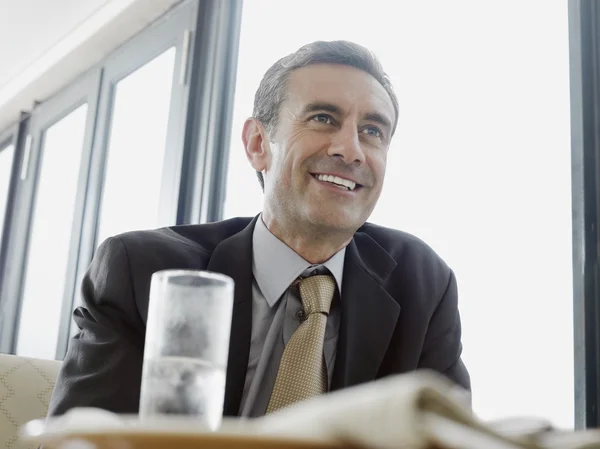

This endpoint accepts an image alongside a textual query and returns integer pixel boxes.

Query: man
[48,40,470,418]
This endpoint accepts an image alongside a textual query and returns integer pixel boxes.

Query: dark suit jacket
[48,216,470,417]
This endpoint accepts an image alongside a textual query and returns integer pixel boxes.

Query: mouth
[311,173,363,192]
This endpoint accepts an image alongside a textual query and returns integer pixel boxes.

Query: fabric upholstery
[0,353,62,449]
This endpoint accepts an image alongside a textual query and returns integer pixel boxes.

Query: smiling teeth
[316,174,356,190]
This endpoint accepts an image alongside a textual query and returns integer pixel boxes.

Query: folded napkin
[254,370,600,449]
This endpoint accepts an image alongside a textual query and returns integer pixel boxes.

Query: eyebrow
[301,102,392,131]
[301,102,342,116]
[364,112,392,131]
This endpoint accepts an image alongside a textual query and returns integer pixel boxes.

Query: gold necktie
[266,274,336,414]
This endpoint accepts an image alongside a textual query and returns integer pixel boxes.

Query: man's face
[253,64,395,235]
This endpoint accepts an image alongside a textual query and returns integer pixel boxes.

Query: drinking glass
[139,269,234,430]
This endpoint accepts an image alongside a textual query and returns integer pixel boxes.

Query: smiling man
[48,41,470,418]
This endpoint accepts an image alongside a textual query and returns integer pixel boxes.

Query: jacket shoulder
[359,222,447,266]
[108,216,254,256]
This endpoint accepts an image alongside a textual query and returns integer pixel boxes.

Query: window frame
[64,0,201,356]
[176,0,243,224]
[0,69,102,356]
[0,122,19,254]
[0,121,21,326]
[569,0,600,430]
[0,0,243,360]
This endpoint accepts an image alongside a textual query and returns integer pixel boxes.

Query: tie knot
[298,274,336,315]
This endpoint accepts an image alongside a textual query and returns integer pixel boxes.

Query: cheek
[289,137,326,176]
[370,153,388,185]
[270,149,299,189]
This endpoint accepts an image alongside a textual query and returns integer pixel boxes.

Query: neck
[261,214,352,264]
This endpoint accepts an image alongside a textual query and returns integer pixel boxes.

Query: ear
[242,118,270,173]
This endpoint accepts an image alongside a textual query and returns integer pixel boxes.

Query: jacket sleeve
[47,236,146,416]
[418,270,471,393]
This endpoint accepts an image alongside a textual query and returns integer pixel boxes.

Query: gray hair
[252,40,399,190]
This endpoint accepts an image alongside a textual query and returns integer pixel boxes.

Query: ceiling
[0,0,112,92]
[0,0,180,131]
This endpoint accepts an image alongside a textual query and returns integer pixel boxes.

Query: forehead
[284,64,395,122]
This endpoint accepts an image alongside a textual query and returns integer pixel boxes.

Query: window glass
[223,0,573,427]
[16,104,88,359]
[95,47,176,246]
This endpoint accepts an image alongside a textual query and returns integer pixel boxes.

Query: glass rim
[151,269,233,286]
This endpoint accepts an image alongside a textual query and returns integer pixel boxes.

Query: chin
[306,210,364,233]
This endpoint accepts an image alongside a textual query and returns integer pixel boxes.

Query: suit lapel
[332,232,400,390]
[206,216,258,416]
[205,218,399,411]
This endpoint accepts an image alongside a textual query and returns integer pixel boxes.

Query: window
[223,0,573,427]
[61,2,199,354]
[0,68,101,358]
[15,105,89,359]
[0,1,240,358]
[0,1,201,359]
[95,47,177,246]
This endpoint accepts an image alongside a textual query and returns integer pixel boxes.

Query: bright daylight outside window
[95,48,176,247]
[223,0,573,427]
[16,105,88,360]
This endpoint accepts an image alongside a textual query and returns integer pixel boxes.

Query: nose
[327,124,366,165]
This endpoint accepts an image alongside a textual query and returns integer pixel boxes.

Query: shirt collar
[252,215,346,307]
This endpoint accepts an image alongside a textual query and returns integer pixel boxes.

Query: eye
[361,125,383,139]
[311,113,334,125]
